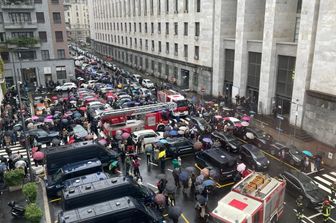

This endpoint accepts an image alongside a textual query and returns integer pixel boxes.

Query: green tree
[22,182,37,203]
[24,203,43,223]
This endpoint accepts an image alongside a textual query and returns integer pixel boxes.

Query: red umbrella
[201,168,210,177]
[33,151,45,161]
[155,194,166,205]
[31,147,38,154]
[51,96,58,100]
[79,107,87,111]
[98,138,107,145]
[193,141,203,150]
[122,132,130,139]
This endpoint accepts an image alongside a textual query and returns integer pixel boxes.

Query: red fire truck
[211,172,286,223]
[100,102,176,136]
[157,89,189,117]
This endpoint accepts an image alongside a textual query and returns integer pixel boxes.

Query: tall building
[64,0,90,43]
[88,0,336,147]
[0,0,74,88]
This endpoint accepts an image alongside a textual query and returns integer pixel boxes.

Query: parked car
[280,170,327,208]
[69,124,88,139]
[195,148,238,182]
[139,88,152,98]
[268,143,304,166]
[132,74,142,82]
[142,79,154,88]
[211,131,244,153]
[132,130,162,146]
[189,117,212,133]
[55,82,77,91]
[223,117,242,128]
[237,127,273,149]
[163,137,194,157]
[238,144,270,171]
[28,129,59,145]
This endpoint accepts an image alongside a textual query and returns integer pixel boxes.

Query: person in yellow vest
[296,195,304,222]
[322,198,332,222]
[330,181,336,203]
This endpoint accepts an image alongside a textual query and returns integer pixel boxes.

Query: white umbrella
[178,130,184,135]
[237,163,246,173]
[179,126,188,131]
[246,132,255,139]
[27,123,34,129]
[15,160,27,169]
[241,121,249,127]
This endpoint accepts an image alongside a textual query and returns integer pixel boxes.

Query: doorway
[247,87,259,112]
[275,95,291,116]
[181,69,190,89]
[21,68,37,88]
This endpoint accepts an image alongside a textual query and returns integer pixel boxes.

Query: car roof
[284,169,312,183]
[202,148,235,164]
[132,129,156,135]
[241,144,260,152]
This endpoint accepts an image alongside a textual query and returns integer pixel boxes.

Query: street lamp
[10,49,34,182]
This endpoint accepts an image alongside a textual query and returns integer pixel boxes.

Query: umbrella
[15,160,26,168]
[61,119,69,124]
[46,115,53,119]
[98,138,107,145]
[214,115,222,119]
[108,160,118,170]
[202,138,213,144]
[303,150,313,157]
[202,179,215,187]
[210,169,220,179]
[179,171,190,182]
[179,126,188,131]
[65,111,73,116]
[195,185,205,193]
[27,123,34,129]
[85,134,94,140]
[44,118,53,123]
[0,163,6,172]
[13,124,22,131]
[159,139,168,144]
[246,132,255,140]
[242,116,251,122]
[156,173,166,180]
[32,151,45,161]
[241,121,249,127]
[165,125,172,131]
[201,168,210,177]
[193,141,203,150]
[195,175,205,185]
[51,138,61,146]
[237,163,246,173]
[32,116,39,120]
[70,100,77,104]
[121,132,130,139]
[167,206,182,220]
[115,130,123,136]
[178,130,184,135]
[51,96,58,100]
[79,107,87,111]
[73,112,82,118]
[165,183,176,194]
[185,166,197,174]
[169,130,178,136]
[196,195,207,205]
[154,194,166,205]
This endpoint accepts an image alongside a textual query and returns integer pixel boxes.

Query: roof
[203,148,235,165]
[62,159,101,174]
[211,191,261,222]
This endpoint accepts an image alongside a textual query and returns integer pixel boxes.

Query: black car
[268,143,304,166]
[211,131,244,153]
[29,129,59,144]
[189,117,212,133]
[280,170,327,208]
[195,148,238,182]
[237,127,273,149]
[163,137,194,157]
[238,144,270,171]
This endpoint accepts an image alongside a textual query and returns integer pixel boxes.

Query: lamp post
[10,49,34,182]
[292,99,300,145]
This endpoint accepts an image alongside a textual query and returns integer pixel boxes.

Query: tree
[22,182,37,203]
[24,203,43,223]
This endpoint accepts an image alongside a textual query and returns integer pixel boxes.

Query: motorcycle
[8,201,25,218]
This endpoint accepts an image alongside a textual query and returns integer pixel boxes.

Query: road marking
[331,172,336,177]
[308,212,322,219]
[260,150,300,171]
[293,209,315,223]
[149,162,158,166]
[315,176,332,186]
[323,174,336,182]
[147,182,157,189]
[314,181,331,193]
[167,168,173,172]
[181,213,190,223]
[49,198,61,203]
[306,169,325,175]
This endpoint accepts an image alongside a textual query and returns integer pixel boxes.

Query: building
[0,0,74,88]
[88,0,336,147]
[64,0,90,43]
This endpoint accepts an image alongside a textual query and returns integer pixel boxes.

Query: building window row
[95,21,200,37]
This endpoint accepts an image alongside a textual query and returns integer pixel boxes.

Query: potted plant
[4,168,25,191]
[25,203,43,223]
[22,182,37,203]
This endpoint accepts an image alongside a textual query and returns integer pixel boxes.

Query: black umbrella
[156,173,166,180]
[196,195,207,205]
[51,138,61,146]
[165,183,176,194]
[185,166,197,174]
[167,206,182,220]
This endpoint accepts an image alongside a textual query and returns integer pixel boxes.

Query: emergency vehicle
[157,89,189,117]
[211,172,286,223]
[100,102,176,136]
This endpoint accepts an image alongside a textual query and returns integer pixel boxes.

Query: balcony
[1,0,35,10]
[4,22,37,30]
[6,42,40,49]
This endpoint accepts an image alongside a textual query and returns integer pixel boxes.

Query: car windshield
[175,100,188,107]
[289,147,300,155]
[303,180,319,192]
[252,150,265,159]
[254,129,268,138]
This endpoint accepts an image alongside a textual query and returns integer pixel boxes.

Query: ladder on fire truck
[100,102,177,120]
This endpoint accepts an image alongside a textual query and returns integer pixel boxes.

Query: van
[131,129,162,145]
[45,159,102,197]
[63,172,109,189]
[45,141,118,175]
[61,176,155,210]
[58,196,164,223]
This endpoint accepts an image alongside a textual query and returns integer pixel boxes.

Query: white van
[131,129,162,145]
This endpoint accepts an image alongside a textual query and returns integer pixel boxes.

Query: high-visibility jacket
[322,205,331,217]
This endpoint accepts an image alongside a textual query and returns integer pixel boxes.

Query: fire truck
[99,102,176,136]
[211,172,286,223]
[157,89,189,117]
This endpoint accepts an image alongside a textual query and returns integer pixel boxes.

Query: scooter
[8,201,25,218]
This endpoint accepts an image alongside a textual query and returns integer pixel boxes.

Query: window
[145,58,148,68]
[158,22,161,33]
[11,32,33,38]
[165,22,169,35]
[151,60,155,71]
[247,52,262,89]
[184,22,188,36]
[195,22,200,36]
[194,46,199,60]
[51,0,59,4]
[56,66,66,79]
[129,22,131,32]
[174,0,178,12]
[140,38,142,49]
[18,51,36,60]
[151,40,154,51]
[150,0,154,15]
[151,22,154,34]
[144,0,147,16]
[158,0,161,15]
[193,72,198,87]
[224,49,234,82]
[55,31,63,42]
[53,12,62,24]
[57,49,65,59]
[166,0,169,13]
[196,0,201,12]
[38,31,47,42]
[276,55,296,97]
[8,12,31,23]
[145,23,148,33]
[166,42,169,54]
[158,41,161,53]
[184,44,188,57]
[134,38,137,47]
[36,12,45,23]
[158,62,162,73]
[0,52,9,62]
[165,64,169,76]
[174,22,178,35]
[174,43,178,55]
[145,39,148,50]
[0,33,5,43]
[139,23,142,32]
[184,0,189,12]
[34,0,42,3]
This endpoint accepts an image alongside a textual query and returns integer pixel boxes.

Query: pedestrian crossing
[0,143,34,163]
[313,171,336,196]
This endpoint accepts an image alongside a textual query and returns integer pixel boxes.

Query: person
[157,178,167,194]
[172,169,180,188]
[314,155,322,172]
[145,143,153,165]
[172,157,180,170]
[132,156,142,182]
[296,195,304,222]
[302,156,310,172]
[331,181,336,203]
[322,198,331,222]
[166,190,176,206]
[125,154,132,176]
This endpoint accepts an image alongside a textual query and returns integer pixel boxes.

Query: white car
[132,74,142,82]
[55,82,77,91]
[142,79,154,88]
[139,88,152,97]
[131,129,162,146]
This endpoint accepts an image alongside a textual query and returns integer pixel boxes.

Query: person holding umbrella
[179,171,190,194]
[132,156,142,182]
[168,206,182,223]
